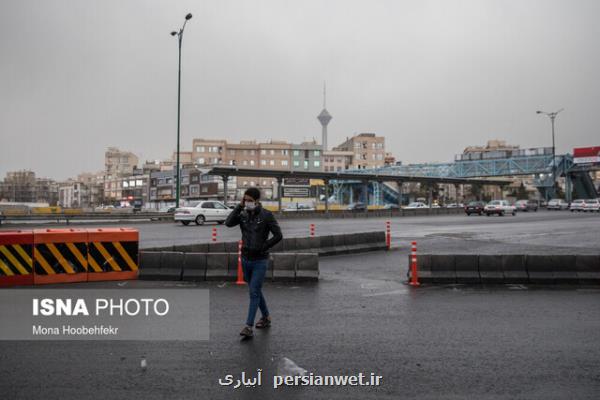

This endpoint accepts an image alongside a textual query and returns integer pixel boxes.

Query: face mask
[245,201,256,211]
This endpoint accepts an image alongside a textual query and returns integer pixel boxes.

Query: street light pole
[171,13,192,208]
[536,108,564,197]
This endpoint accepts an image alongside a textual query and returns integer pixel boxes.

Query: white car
[404,202,428,209]
[484,200,516,216]
[283,204,315,212]
[547,199,569,210]
[582,199,600,212]
[174,201,232,226]
[569,199,585,212]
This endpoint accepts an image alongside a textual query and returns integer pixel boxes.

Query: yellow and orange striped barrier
[0,228,139,287]
[0,231,34,287]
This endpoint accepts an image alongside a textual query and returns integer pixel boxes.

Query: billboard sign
[283,178,310,186]
[573,146,600,164]
[282,187,310,198]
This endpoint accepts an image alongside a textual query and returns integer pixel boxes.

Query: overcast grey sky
[1,0,598,180]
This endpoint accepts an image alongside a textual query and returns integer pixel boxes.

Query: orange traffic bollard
[309,223,315,237]
[409,241,420,286]
[211,227,217,242]
[236,240,246,285]
[385,221,391,250]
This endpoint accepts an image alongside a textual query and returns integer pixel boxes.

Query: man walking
[225,187,282,338]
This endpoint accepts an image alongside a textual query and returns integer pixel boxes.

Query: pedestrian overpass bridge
[342,152,597,204]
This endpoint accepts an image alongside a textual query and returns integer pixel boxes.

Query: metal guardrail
[0,212,174,225]
[0,208,464,225]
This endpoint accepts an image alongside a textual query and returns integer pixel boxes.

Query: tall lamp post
[171,13,193,208]
[536,108,564,197]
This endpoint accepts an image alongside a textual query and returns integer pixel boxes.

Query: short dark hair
[244,187,261,201]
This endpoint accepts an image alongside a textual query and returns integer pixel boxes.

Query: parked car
[404,202,428,209]
[464,201,486,216]
[484,200,516,216]
[383,204,400,210]
[582,199,600,212]
[284,203,315,212]
[569,199,586,212]
[514,199,538,212]
[174,201,232,226]
[547,198,569,210]
[446,203,464,208]
[158,206,176,213]
[347,202,367,212]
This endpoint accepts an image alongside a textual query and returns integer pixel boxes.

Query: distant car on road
[446,203,464,208]
[569,199,586,212]
[383,204,400,210]
[484,200,516,216]
[547,198,569,210]
[284,203,315,212]
[582,199,600,212]
[158,206,176,213]
[514,199,538,212]
[464,201,486,216]
[404,202,428,210]
[174,201,232,226]
[347,202,367,212]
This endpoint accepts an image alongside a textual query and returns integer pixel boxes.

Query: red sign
[573,146,600,164]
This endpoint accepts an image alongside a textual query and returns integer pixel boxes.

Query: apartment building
[148,168,236,208]
[323,150,354,172]
[190,138,324,199]
[105,147,139,178]
[0,170,59,205]
[333,133,386,169]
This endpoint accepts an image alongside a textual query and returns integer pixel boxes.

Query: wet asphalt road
[4,210,600,253]
[1,250,599,400]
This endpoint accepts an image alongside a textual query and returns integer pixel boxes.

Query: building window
[282,149,288,155]
[314,150,320,157]
[293,150,300,157]
[250,160,255,166]
[269,160,275,166]
[303,160,309,169]
[281,160,288,166]
[293,160,300,167]
[250,181,255,186]
[261,149,266,155]
[123,181,129,188]
[261,160,267,166]
[314,160,320,167]
[243,160,248,166]
[270,149,275,155]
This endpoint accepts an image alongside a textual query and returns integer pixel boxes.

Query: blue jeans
[242,257,270,327]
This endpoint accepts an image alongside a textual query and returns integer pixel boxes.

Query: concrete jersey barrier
[138,251,318,282]
[408,254,600,285]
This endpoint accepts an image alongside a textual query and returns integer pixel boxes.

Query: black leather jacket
[225,204,283,260]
